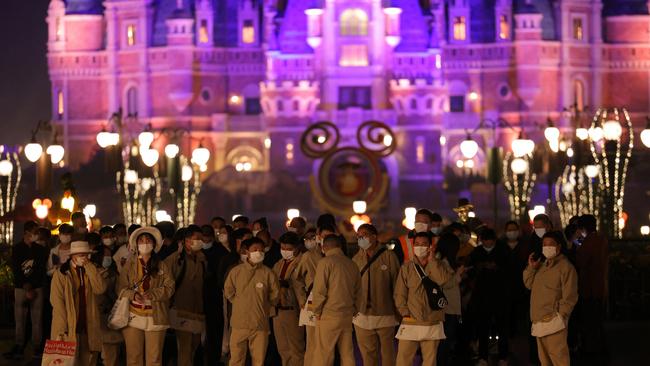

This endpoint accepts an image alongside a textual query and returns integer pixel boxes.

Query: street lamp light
[24,141,43,163]
[641,118,650,148]
[602,119,623,141]
[460,135,479,159]
[138,130,155,149]
[511,133,535,158]
[510,157,528,175]
[140,148,160,167]
[353,200,367,215]
[165,144,180,159]
[0,160,13,176]
[46,144,65,164]
[192,144,210,166]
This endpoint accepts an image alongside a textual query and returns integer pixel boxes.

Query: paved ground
[0,321,647,365]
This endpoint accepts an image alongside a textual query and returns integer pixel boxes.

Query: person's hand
[134,292,145,303]
[528,253,541,270]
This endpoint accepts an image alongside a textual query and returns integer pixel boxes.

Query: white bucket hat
[129,227,163,254]
[69,241,94,255]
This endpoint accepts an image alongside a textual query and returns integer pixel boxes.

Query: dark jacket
[12,241,48,289]
[501,237,531,302]
[467,243,511,313]
[576,232,608,300]
[263,239,282,269]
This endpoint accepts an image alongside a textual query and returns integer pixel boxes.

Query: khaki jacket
[117,257,175,326]
[224,261,280,330]
[523,254,578,322]
[165,250,206,314]
[312,248,361,319]
[441,259,462,316]
[394,258,453,325]
[272,254,302,309]
[352,246,400,316]
[50,262,107,351]
[293,248,323,307]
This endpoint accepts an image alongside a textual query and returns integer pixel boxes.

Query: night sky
[0,0,51,145]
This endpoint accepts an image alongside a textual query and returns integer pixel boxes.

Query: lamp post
[24,121,65,195]
[0,148,21,244]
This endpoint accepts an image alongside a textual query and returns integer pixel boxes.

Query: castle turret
[63,0,104,51]
[166,6,195,46]
[238,0,261,47]
[47,0,66,52]
[449,0,470,44]
[195,0,214,47]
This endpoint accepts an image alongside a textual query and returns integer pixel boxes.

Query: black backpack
[413,262,448,311]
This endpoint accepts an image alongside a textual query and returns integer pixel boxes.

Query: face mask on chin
[202,241,213,250]
[252,230,260,237]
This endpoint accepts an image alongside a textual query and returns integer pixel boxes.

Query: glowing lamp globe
[511,138,534,158]
[641,128,650,148]
[138,131,154,149]
[181,165,193,182]
[287,209,300,220]
[602,120,623,141]
[46,144,65,164]
[510,158,528,175]
[585,165,599,179]
[404,207,416,219]
[576,128,589,141]
[107,132,120,146]
[140,148,159,167]
[83,204,97,218]
[96,131,112,148]
[0,160,13,177]
[588,127,603,142]
[641,225,650,236]
[164,144,180,159]
[35,204,49,220]
[353,200,367,215]
[544,126,560,143]
[460,139,479,159]
[382,134,393,147]
[192,146,210,166]
[24,142,43,163]
[124,169,138,184]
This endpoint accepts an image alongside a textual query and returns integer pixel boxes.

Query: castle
[46,0,650,219]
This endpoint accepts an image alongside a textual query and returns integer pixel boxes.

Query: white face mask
[252,230,260,237]
[190,240,203,252]
[281,249,294,260]
[249,251,265,264]
[240,254,248,263]
[218,233,228,244]
[413,246,429,258]
[484,245,495,253]
[102,256,113,268]
[304,239,317,250]
[357,237,371,250]
[430,227,441,235]
[414,222,429,233]
[60,235,72,245]
[287,227,298,233]
[505,231,519,240]
[202,241,213,250]
[102,238,115,247]
[542,246,558,259]
[535,228,546,238]
[138,243,154,255]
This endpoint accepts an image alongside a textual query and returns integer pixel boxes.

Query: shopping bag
[41,339,76,366]
[107,295,130,330]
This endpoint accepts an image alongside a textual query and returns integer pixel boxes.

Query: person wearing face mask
[529,214,553,261]
[113,224,141,274]
[99,226,117,252]
[114,223,128,246]
[524,231,578,366]
[164,225,206,366]
[398,209,435,264]
[96,239,124,366]
[50,241,107,366]
[430,213,443,235]
[47,224,74,277]
[224,238,280,366]
[294,227,327,364]
[117,227,175,366]
[466,229,510,366]
[351,224,400,366]
[311,234,361,366]
[271,232,305,366]
[394,232,454,366]
[211,216,226,232]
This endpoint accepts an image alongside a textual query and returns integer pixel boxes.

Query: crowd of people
[4,208,609,366]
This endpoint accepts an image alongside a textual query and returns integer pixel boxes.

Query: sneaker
[3,345,24,360]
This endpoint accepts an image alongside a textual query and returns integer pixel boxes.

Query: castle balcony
[260,80,320,118]
[311,109,398,131]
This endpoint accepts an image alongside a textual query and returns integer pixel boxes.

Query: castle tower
[166,1,196,112]
[238,0,261,47]
[195,0,214,47]
[448,0,470,44]
[62,0,104,51]
[46,0,66,52]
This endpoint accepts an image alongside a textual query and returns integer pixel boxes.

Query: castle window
[339,44,368,67]
[499,15,509,40]
[57,90,64,119]
[453,16,466,41]
[449,95,465,112]
[338,87,371,110]
[572,18,583,41]
[416,137,425,164]
[573,80,585,111]
[340,9,368,36]
[126,87,138,116]
[242,20,255,44]
[55,17,63,41]
[435,54,442,69]
[127,24,136,46]
[245,98,261,115]
[199,20,210,44]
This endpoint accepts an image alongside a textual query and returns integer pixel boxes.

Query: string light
[503,152,537,221]
[0,152,20,244]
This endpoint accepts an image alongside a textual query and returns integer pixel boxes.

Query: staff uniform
[117,258,175,366]
[165,251,206,366]
[523,254,578,366]
[98,266,123,366]
[50,262,107,366]
[394,258,453,366]
[272,254,305,366]
[224,260,280,366]
[352,247,400,366]
[311,248,361,366]
[293,247,323,364]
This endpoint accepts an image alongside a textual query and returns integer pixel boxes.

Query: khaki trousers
[122,326,166,366]
[312,315,355,366]
[273,309,305,366]
[76,333,99,366]
[176,330,201,366]
[229,328,268,366]
[303,325,316,365]
[101,342,121,366]
[537,328,570,366]
[396,339,440,366]
[354,325,396,366]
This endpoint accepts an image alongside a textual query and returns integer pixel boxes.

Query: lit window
[453,16,466,41]
[285,140,294,165]
[127,24,136,46]
[416,137,425,164]
[126,87,138,116]
[199,19,209,44]
[573,18,583,41]
[340,9,368,36]
[499,15,509,40]
[242,20,255,44]
[573,80,585,111]
[435,54,442,69]
[55,17,63,41]
[57,91,64,118]
[339,44,368,67]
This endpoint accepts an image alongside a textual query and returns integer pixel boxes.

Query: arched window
[126,87,138,116]
[340,9,368,36]
[573,80,585,111]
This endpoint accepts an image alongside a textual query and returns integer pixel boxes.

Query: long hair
[436,233,460,270]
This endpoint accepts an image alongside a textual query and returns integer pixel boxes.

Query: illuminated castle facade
[47,0,650,216]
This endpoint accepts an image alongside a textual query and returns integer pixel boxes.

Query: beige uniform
[293,247,323,364]
[50,263,107,366]
[393,258,454,366]
[224,261,280,366]
[165,251,206,366]
[352,247,400,366]
[524,254,578,366]
[97,267,123,366]
[117,258,175,366]
[272,255,305,366]
[311,248,361,366]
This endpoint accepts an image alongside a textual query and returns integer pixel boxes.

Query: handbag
[107,291,130,330]
[41,339,77,366]
[413,262,448,311]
